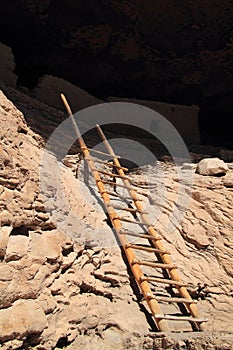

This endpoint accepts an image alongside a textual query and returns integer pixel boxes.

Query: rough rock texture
[1,86,233,349]
[107,96,200,145]
[33,74,103,113]
[196,157,228,176]
[0,43,17,88]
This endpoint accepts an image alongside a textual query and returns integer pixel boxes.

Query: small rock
[223,173,233,188]
[161,337,175,348]
[0,210,13,225]
[0,264,14,281]
[5,235,29,262]
[182,162,197,170]
[61,252,77,270]
[196,157,228,176]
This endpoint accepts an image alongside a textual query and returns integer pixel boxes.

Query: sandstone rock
[37,291,57,314]
[0,300,47,342]
[196,157,228,176]
[33,74,103,113]
[223,173,233,187]
[19,180,38,208]
[1,85,233,349]
[61,252,77,270]
[5,235,29,262]
[0,226,12,257]
[0,210,13,225]
[0,339,24,350]
[28,231,62,262]
[0,264,14,282]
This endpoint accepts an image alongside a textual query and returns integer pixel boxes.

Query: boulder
[196,157,228,176]
[223,173,233,188]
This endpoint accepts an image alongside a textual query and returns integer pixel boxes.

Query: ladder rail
[95,123,206,331]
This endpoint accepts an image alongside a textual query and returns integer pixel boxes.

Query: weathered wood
[154,314,208,322]
[151,296,197,304]
[132,259,176,269]
[140,276,187,287]
[93,158,129,171]
[88,147,121,158]
[113,216,151,226]
[119,231,162,242]
[93,168,131,180]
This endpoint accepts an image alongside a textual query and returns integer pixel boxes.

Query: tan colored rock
[33,74,103,112]
[0,264,14,282]
[28,231,63,262]
[223,173,233,187]
[0,226,12,257]
[37,290,57,314]
[0,300,47,342]
[196,157,228,175]
[0,211,13,225]
[5,235,29,262]
[0,339,24,350]
[61,251,77,270]
[20,180,38,208]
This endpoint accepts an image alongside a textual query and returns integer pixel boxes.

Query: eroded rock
[0,300,47,342]
[196,157,228,176]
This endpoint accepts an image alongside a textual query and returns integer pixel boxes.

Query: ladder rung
[111,204,147,214]
[154,314,208,323]
[132,259,176,269]
[100,179,131,189]
[114,217,151,226]
[126,244,166,253]
[88,148,121,158]
[140,276,187,287]
[94,159,129,171]
[100,179,136,191]
[105,191,143,201]
[93,168,131,180]
[151,296,197,304]
[119,231,162,242]
[100,179,149,196]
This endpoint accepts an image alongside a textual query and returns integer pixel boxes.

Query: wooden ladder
[61,94,208,332]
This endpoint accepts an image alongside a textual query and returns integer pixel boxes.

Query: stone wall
[0,42,17,87]
[33,74,103,113]
[107,97,200,145]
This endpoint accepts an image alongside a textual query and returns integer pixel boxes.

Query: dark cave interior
[0,1,233,148]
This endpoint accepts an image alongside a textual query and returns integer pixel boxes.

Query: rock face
[0,86,233,349]
[0,43,17,87]
[107,96,200,145]
[196,157,228,175]
[33,74,103,113]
